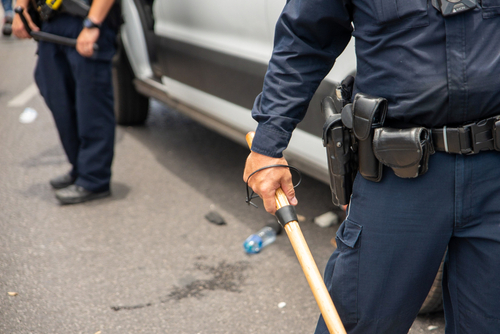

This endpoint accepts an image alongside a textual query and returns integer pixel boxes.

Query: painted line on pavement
[8,83,38,107]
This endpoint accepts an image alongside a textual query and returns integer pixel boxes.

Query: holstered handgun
[322,96,357,206]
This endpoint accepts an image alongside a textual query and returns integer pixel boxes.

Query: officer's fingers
[260,184,278,214]
[245,170,278,213]
[263,195,277,214]
[243,151,291,214]
[76,40,93,57]
[258,169,291,214]
[12,15,31,38]
[77,48,92,58]
[85,46,94,57]
[76,30,97,57]
[76,42,84,56]
[280,173,297,206]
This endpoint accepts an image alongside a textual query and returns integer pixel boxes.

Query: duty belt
[432,116,500,154]
[324,88,500,207]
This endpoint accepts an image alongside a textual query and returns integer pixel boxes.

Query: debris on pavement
[205,210,226,225]
[313,211,339,228]
[19,107,38,123]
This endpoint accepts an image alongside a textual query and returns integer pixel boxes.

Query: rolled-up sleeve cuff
[251,123,291,158]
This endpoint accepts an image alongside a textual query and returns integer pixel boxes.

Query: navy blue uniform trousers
[34,14,116,192]
[315,151,500,334]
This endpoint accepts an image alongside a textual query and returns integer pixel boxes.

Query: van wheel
[418,259,444,314]
[112,34,149,125]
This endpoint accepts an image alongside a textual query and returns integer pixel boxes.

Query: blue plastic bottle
[243,220,281,254]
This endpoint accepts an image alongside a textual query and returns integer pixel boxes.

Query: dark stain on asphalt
[165,260,249,301]
[110,260,249,311]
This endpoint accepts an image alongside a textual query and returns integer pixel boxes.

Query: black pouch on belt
[352,93,387,182]
[373,127,435,178]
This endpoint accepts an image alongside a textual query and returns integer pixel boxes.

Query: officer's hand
[243,151,298,215]
[12,8,40,39]
[76,27,99,58]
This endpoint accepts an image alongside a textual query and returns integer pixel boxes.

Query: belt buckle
[463,118,495,154]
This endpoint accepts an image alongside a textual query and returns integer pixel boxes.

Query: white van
[113,0,356,184]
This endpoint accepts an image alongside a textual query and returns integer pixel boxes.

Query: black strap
[432,126,472,154]
[432,116,499,154]
[275,205,298,227]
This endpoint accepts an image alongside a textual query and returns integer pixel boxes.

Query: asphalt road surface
[0,27,445,333]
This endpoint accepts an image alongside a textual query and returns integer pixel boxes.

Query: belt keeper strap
[275,205,298,227]
[443,126,449,153]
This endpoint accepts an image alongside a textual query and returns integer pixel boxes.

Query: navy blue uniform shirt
[251,0,500,158]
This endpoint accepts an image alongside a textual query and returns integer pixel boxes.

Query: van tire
[418,259,444,314]
[112,35,149,125]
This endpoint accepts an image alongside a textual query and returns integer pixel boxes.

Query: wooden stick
[246,132,346,334]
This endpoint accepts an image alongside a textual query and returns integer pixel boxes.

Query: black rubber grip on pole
[275,205,298,227]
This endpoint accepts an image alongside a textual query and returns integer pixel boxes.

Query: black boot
[2,15,12,36]
[49,173,77,189]
[55,184,111,204]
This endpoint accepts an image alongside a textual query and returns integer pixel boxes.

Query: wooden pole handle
[246,131,346,334]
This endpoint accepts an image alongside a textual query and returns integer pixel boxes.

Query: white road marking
[8,83,38,107]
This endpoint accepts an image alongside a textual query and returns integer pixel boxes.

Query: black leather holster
[351,93,387,182]
[322,96,357,206]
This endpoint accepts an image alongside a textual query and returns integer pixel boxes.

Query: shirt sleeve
[251,0,353,158]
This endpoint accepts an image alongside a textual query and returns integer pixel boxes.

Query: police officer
[12,0,118,204]
[244,1,500,333]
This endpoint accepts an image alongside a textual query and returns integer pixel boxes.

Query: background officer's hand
[243,151,298,214]
[12,6,40,39]
[76,27,99,57]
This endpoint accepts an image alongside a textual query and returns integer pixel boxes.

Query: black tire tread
[112,35,149,125]
[418,259,444,314]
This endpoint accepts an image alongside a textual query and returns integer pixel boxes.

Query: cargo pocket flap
[336,220,362,248]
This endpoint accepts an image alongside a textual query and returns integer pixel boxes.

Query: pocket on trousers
[331,219,362,323]
[90,59,113,88]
